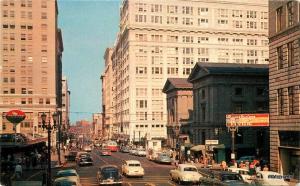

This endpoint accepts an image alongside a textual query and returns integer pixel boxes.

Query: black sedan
[97,165,122,185]
[77,157,93,167]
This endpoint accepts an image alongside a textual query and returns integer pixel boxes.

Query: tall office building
[269,0,300,179]
[109,0,268,142]
[0,0,63,141]
[101,48,114,140]
[61,76,70,130]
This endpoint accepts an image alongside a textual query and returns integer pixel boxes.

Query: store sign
[5,110,26,124]
[205,140,219,145]
[226,113,269,127]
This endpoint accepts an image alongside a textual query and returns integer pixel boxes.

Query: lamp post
[41,112,57,186]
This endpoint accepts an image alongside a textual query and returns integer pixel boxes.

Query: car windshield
[101,169,119,179]
[57,172,77,177]
[129,163,140,167]
[222,174,243,181]
[183,167,197,172]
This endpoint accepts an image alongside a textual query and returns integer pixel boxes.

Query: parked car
[252,171,289,186]
[77,156,93,166]
[155,153,172,164]
[100,148,112,156]
[170,164,202,185]
[199,169,248,186]
[121,160,144,177]
[136,148,147,156]
[97,165,122,185]
[83,145,92,152]
[236,156,256,165]
[56,169,80,183]
[226,167,253,184]
[54,177,82,186]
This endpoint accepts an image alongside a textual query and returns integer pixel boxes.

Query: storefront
[279,131,300,180]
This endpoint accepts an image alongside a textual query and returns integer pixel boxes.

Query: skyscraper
[108,0,268,142]
[0,0,63,141]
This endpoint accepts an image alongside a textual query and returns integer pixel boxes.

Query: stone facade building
[188,62,269,160]
[108,0,269,142]
[269,0,300,180]
[162,78,193,148]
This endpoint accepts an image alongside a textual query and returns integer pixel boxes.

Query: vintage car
[56,169,80,183]
[100,148,112,156]
[97,165,122,185]
[120,146,130,153]
[252,171,289,186]
[226,167,253,183]
[54,177,82,186]
[75,151,90,163]
[199,169,248,186]
[83,145,92,152]
[77,156,93,166]
[136,148,147,156]
[169,164,202,184]
[121,160,144,177]
[154,153,172,164]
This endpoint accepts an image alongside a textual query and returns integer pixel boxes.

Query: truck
[146,140,162,161]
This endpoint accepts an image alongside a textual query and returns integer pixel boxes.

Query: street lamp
[41,112,57,186]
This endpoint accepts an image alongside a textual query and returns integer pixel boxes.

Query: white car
[54,177,82,186]
[56,169,80,184]
[253,171,289,186]
[129,149,137,155]
[170,164,202,185]
[226,167,253,183]
[121,160,144,177]
[83,145,92,152]
[136,149,147,156]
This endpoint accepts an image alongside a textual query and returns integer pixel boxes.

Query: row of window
[277,86,298,115]
[277,39,298,69]
[135,14,267,29]
[1,97,51,105]
[2,23,47,30]
[135,124,165,128]
[135,3,267,19]
[135,34,268,46]
[2,10,48,19]
[276,1,299,32]
[3,55,48,64]
[2,0,47,8]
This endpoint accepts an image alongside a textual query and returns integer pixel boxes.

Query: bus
[106,141,118,152]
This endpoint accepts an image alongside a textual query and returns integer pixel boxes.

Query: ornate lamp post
[41,112,57,186]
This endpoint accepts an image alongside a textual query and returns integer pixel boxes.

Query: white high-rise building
[110,0,268,142]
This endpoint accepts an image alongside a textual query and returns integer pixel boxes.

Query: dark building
[188,62,269,161]
[269,0,300,180]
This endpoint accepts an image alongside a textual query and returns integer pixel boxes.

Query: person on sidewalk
[14,163,23,180]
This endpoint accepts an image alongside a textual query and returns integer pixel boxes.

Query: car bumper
[127,172,144,176]
[79,162,93,166]
[99,181,122,185]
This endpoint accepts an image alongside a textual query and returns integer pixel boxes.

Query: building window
[39,98,43,104]
[287,1,294,27]
[234,87,243,96]
[41,1,47,8]
[46,98,50,104]
[2,124,6,130]
[41,35,47,41]
[288,86,295,115]
[21,98,26,104]
[256,87,265,96]
[277,46,284,69]
[201,89,205,99]
[276,7,282,32]
[10,88,15,94]
[287,41,294,66]
[233,103,243,113]
[278,88,284,115]
[201,104,206,121]
[41,12,47,19]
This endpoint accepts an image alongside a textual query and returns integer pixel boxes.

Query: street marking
[26,170,43,181]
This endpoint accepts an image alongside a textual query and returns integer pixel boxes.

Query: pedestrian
[14,163,23,179]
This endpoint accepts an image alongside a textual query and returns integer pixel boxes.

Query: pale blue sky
[58,0,120,123]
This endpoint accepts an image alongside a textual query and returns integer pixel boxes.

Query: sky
[58,0,120,124]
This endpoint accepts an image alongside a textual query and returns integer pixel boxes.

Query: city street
[24,149,177,186]
[79,149,175,186]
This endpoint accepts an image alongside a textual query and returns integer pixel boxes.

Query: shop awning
[190,145,206,151]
